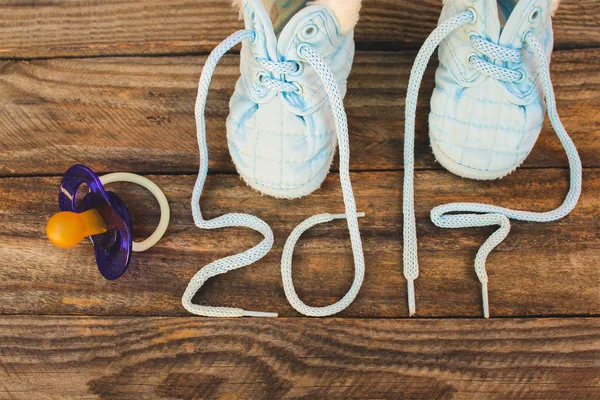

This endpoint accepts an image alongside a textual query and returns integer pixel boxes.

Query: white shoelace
[183,30,276,318]
[403,10,582,318]
[281,44,365,317]
[183,30,365,317]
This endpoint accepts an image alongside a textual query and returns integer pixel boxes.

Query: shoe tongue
[497,0,518,26]
[483,0,502,43]
[500,0,538,47]
[269,0,308,35]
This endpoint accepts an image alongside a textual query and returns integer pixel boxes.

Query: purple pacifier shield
[58,164,133,280]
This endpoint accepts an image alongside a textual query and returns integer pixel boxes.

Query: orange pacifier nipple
[47,209,108,249]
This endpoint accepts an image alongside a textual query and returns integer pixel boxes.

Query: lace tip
[330,212,366,220]
[482,283,490,319]
[243,310,278,318]
[407,279,416,317]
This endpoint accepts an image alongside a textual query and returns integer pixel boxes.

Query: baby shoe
[183,0,365,317]
[402,0,581,317]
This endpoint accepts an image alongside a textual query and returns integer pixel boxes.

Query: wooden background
[0,0,598,398]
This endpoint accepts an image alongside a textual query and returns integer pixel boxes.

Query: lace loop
[281,212,366,317]
[403,13,582,318]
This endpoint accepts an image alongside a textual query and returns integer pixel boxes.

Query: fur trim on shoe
[231,0,361,34]
[232,0,268,18]
[550,0,560,16]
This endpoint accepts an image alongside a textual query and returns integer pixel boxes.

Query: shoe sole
[430,139,521,181]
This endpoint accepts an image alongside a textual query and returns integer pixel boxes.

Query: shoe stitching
[229,140,332,164]
[248,156,333,189]
[229,117,333,137]
[433,86,540,106]
[488,96,504,170]
[430,112,542,133]
[251,107,260,181]
[432,136,531,156]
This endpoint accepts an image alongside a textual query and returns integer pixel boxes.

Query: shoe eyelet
[468,32,479,42]
[529,7,542,23]
[288,61,303,76]
[250,10,257,23]
[297,43,310,59]
[521,29,533,45]
[292,82,303,95]
[467,53,478,65]
[301,24,319,40]
[467,7,478,23]
[514,69,526,84]
[255,72,265,84]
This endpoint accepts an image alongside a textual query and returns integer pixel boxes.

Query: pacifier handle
[99,172,170,252]
[47,209,108,249]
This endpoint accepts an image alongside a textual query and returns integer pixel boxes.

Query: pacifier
[46,164,169,280]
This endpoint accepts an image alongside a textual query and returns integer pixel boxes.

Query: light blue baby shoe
[431,0,558,180]
[183,0,366,317]
[228,0,357,199]
[403,0,581,317]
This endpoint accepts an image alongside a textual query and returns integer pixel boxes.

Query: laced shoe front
[402,0,582,317]
[228,0,357,199]
[431,0,557,179]
[183,0,366,317]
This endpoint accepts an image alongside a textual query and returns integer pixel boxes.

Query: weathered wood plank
[0,169,597,317]
[0,49,598,176]
[0,0,597,58]
[0,316,598,399]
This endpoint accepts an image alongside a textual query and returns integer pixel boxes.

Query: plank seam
[0,42,599,61]
[1,166,598,180]
[0,43,598,61]
[0,313,598,319]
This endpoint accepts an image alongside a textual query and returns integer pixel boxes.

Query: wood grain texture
[0,0,598,58]
[1,169,598,317]
[0,48,599,176]
[0,2,598,398]
[0,316,598,399]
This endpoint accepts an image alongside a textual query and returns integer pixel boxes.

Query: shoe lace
[281,43,365,317]
[183,30,365,318]
[469,34,524,82]
[255,58,301,93]
[183,30,276,318]
[403,10,582,318]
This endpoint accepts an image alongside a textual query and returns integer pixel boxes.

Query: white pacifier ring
[99,173,170,252]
